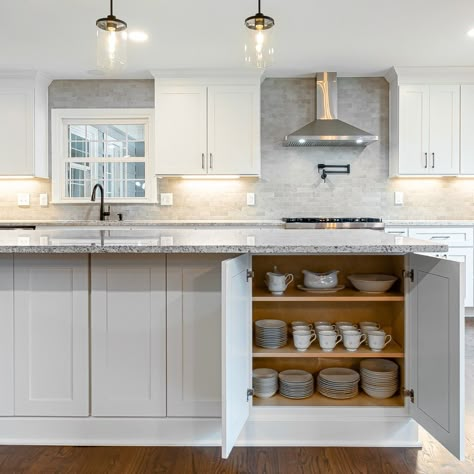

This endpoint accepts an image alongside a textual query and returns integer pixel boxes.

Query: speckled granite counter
[0,228,447,254]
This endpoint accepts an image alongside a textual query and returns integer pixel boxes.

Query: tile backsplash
[1,77,474,221]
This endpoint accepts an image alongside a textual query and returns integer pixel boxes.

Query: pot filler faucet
[90,184,110,221]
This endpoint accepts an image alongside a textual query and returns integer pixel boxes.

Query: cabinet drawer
[408,227,473,246]
[385,227,408,237]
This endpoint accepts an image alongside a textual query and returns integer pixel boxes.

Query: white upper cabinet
[153,73,261,176]
[460,85,474,174]
[0,72,50,178]
[394,84,459,176]
[91,255,167,417]
[408,254,465,460]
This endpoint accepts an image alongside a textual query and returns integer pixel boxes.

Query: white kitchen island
[0,228,465,460]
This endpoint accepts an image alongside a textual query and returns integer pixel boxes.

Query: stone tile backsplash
[1,77,474,221]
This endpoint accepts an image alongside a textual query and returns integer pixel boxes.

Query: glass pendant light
[96,0,128,72]
[244,0,275,68]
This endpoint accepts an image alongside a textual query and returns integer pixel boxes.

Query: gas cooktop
[283,218,384,230]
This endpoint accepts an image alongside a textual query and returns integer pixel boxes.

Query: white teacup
[313,321,335,329]
[367,331,392,352]
[338,325,359,334]
[318,330,343,352]
[359,321,380,329]
[265,271,294,295]
[343,330,367,352]
[315,324,335,334]
[335,321,356,329]
[293,331,317,351]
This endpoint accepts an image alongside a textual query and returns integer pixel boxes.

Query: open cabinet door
[221,253,252,459]
[408,254,465,460]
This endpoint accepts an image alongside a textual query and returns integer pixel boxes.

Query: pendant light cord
[258,0,261,14]
[110,0,113,16]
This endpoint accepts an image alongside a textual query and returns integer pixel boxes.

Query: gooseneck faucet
[90,184,110,221]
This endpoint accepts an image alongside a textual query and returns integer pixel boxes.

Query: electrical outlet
[39,193,49,207]
[394,191,404,206]
[246,193,256,206]
[160,193,173,206]
[17,193,30,206]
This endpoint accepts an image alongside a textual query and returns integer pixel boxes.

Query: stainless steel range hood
[283,72,378,147]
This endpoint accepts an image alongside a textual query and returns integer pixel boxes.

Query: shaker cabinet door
[166,254,223,417]
[91,255,166,417]
[14,255,89,416]
[408,254,465,460]
[0,255,14,415]
[221,253,252,459]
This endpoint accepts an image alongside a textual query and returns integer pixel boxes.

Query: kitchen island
[0,228,464,460]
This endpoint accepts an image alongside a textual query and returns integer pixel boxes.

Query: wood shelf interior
[252,391,404,408]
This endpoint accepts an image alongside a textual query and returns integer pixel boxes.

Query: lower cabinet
[91,255,167,417]
[0,255,14,416]
[166,254,223,417]
[14,255,89,416]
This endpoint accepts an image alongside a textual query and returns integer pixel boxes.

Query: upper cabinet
[389,79,460,176]
[0,72,50,178]
[153,72,261,176]
[460,85,474,174]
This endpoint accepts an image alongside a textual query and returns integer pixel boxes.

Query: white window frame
[51,108,156,203]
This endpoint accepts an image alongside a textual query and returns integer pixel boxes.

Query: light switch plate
[160,193,173,206]
[394,191,404,205]
[247,193,256,206]
[17,193,30,206]
[39,193,48,207]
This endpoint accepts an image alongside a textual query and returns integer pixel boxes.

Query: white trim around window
[51,108,157,204]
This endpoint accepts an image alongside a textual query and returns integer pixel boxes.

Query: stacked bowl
[317,368,360,399]
[360,359,399,399]
[254,319,288,349]
[252,368,279,398]
[278,370,314,399]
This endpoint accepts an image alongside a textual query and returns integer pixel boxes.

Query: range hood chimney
[283,72,378,147]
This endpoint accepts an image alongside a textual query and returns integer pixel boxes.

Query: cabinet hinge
[247,388,254,401]
[403,388,415,403]
[246,269,254,282]
[403,269,414,282]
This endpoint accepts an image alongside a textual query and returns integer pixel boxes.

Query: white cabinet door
[0,255,13,415]
[429,85,460,175]
[208,86,260,176]
[221,253,252,459]
[156,85,208,175]
[0,89,34,176]
[399,85,430,175]
[408,254,464,460]
[14,255,89,416]
[91,255,166,417]
[167,255,223,417]
[460,85,474,174]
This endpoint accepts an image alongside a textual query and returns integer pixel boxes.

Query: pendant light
[96,0,128,72]
[244,0,275,68]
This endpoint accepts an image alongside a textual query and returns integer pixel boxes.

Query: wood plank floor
[1,320,473,474]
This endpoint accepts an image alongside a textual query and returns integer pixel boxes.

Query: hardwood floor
[0,320,473,474]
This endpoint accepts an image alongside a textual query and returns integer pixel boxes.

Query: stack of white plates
[360,359,399,399]
[253,368,278,398]
[317,368,360,399]
[255,319,288,349]
[279,370,314,399]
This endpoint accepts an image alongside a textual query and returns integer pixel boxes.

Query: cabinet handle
[432,152,435,169]
[430,236,451,240]
[424,152,428,169]
[201,153,205,170]
[210,153,214,169]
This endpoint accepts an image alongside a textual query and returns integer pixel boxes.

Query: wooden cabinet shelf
[253,341,404,359]
[252,287,405,302]
[253,391,404,407]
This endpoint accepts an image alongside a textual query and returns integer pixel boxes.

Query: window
[51,109,156,203]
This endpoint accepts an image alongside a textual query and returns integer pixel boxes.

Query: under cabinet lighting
[181,175,241,180]
[0,176,35,180]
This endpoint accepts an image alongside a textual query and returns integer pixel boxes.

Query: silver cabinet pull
[432,152,435,169]
[210,153,214,169]
[201,153,205,169]
[430,235,451,240]
[424,152,428,168]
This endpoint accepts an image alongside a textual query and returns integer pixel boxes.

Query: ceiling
[1,0,474,79]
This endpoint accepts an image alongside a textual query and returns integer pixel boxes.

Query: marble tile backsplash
[1,77,474,221]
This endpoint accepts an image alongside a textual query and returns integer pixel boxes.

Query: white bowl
[347,274,398,293]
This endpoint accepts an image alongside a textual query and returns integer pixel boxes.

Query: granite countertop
[0,228,448,254]
[384,220,474,226]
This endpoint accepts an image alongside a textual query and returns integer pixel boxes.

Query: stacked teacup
[314,323,341,352]
[291,321,316,352]
[337,324,367,352]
